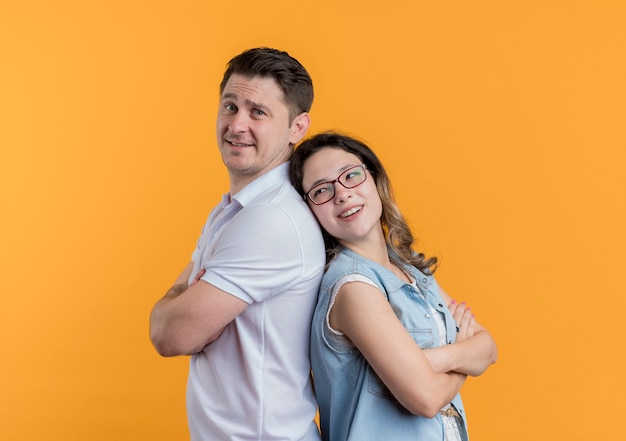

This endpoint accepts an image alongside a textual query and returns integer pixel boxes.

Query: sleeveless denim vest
[310,247,469,441]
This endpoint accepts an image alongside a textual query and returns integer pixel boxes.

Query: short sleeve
[200,203,308,304]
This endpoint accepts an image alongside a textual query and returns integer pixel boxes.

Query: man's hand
[191,269,206,285]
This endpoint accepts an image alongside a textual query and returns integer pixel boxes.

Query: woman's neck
[340,224,387,262]
[339,226,411,283]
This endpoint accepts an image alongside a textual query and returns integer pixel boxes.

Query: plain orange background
[1,1,625,440]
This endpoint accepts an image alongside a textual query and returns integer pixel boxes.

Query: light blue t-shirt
[310,247,469,441]
[187,163,325,441]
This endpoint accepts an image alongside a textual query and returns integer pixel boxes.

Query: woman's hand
[448,300,476,342]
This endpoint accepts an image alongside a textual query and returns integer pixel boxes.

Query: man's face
[217,74,310,192]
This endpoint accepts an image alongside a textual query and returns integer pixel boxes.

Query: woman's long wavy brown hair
[289,132,438,274]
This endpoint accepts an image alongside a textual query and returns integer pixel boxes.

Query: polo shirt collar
[230,162,289,207]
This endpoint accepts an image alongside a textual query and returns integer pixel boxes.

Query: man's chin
[224,159,256,175]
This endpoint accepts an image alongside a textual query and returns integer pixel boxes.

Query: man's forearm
[164,282,188,299]
[150,282,190,356]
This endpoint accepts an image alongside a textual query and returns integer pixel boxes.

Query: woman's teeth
[340,206,361,218]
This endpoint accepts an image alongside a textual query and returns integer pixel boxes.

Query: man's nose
[228,112,249,133]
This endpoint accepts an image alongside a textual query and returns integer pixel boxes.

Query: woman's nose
[333,183,353,203]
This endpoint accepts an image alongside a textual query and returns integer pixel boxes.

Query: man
[150,48,325,441]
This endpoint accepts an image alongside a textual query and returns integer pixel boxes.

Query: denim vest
[310,248,468,441]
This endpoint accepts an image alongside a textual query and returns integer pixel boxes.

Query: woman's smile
[338,205,363,218]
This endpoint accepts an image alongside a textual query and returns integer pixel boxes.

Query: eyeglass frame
[303,164,368,205]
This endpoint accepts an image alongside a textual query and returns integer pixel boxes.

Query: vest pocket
[366,365,395,400]
[409,328,435,349]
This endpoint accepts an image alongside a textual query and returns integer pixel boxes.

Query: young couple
[150,47,497,441]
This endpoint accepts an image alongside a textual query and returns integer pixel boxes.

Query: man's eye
[224,103,237,112]
[253,109,266,116]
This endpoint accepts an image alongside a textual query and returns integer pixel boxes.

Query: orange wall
[1,1,625,440]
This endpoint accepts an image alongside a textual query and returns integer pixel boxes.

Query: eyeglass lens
[307,165,367,205]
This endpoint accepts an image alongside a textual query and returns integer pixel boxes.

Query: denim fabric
[310,247,469,441]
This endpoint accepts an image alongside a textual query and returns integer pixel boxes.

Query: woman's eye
[345,170,362,181]
[313,187,327,197]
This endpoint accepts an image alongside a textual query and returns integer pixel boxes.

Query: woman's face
[301,147,383,247]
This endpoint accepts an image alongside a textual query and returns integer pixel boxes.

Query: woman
[289,132,497,441]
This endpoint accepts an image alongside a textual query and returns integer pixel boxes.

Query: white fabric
[186,163,325,441]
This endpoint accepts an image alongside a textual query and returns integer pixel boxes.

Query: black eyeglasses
[304,164,368,205]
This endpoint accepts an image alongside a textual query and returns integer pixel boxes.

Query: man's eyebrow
[221,93,270,113]
[246,99,270,113]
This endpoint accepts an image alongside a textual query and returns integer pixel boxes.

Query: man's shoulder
[227,186,319,240]
[243,181,317,224]
[249,177,303,206]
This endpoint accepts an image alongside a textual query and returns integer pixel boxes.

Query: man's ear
[289,112,311,145]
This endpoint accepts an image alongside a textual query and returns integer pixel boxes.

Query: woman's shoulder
[322,249,386,288]
[326,248,376,272]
